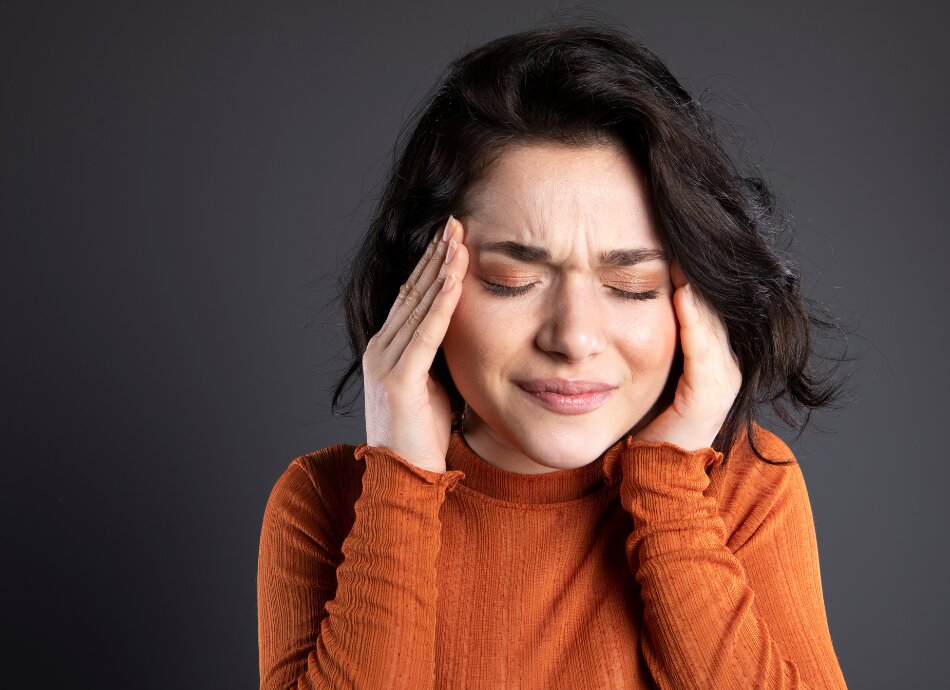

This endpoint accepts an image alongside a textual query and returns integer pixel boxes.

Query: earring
[453,402,470,432]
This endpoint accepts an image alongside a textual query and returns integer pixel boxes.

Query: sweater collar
[445,429,627,503]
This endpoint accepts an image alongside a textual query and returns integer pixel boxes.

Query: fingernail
[442,215,455,242]
[441,271,456,292]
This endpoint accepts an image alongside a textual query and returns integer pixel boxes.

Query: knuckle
[362,345,380,369]
[406,305,424,327]
[410,326,432,350]
[399,281,422,304]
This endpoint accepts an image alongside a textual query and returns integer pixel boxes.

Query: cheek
[442,283,514,375]
[616,300,679,369]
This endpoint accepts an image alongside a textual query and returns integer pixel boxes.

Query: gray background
[3,1,945,687]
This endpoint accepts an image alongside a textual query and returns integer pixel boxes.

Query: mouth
[516,378,616,394]
[515,382,615,415]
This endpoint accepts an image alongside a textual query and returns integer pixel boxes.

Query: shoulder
[718,420,798,481]
[288,442,365,498]
[715,422,809,549]
[261,443,365,548]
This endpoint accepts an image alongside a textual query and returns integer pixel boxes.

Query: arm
[619,439,848,690]
[257,444,464,690]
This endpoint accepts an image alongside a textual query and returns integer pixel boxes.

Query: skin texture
[439,141,742,474]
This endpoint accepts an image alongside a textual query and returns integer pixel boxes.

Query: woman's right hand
[362,215,469,474]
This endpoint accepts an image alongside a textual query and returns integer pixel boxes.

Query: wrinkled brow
[476,240,668,266]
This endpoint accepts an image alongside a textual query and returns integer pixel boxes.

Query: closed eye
[481,280,659,301]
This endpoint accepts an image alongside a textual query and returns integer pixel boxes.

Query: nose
[534,274,607,363]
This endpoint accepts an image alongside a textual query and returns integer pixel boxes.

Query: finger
[377,218,448,338]
[382,215,462,359]
[675,282,713,362]
[391,228,468,380]
[405,233,443,291]
[669,256,687,290]
[376,216,453,348]
[677,283,742,392]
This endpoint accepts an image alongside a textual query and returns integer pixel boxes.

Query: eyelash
[482,281,660,301]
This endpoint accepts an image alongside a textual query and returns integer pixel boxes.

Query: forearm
[619,439,847,690]
[258,446,464,690]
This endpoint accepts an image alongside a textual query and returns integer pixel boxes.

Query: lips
[515,381,615,415]
[516,378,617,394]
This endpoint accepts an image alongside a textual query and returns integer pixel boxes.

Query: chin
[522,420,624,462]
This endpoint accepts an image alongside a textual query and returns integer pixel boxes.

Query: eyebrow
[476,240,669,266]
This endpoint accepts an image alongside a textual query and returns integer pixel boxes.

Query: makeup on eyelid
[477,265,665,289]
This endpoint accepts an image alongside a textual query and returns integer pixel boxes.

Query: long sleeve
[618,438,848,690]
[257,444,464,690]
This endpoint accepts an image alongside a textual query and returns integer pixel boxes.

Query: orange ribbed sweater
[257,423,848,689]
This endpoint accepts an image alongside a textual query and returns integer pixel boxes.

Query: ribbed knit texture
[257,422,848,689]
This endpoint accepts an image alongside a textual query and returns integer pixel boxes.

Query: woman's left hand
[630,258,743,452]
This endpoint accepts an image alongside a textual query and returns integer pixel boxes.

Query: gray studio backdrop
[4,1,946,688]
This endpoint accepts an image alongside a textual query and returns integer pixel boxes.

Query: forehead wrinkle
[502,199,629,271]
[463,148,660,269]
[468,205,661,271]
[485,182,600,245]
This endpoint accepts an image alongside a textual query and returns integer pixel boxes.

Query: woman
[258,21,851,689]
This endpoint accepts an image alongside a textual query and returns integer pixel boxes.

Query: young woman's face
[441,141,679,474]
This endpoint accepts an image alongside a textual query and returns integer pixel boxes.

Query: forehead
[462,142,664,255]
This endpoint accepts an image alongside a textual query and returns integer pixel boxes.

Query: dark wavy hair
[326,19,856,465]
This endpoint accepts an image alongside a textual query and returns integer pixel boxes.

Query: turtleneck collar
[445,429,627,503]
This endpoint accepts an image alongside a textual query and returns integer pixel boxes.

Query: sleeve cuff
[628,439,725,473]
[354,443,466,494]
